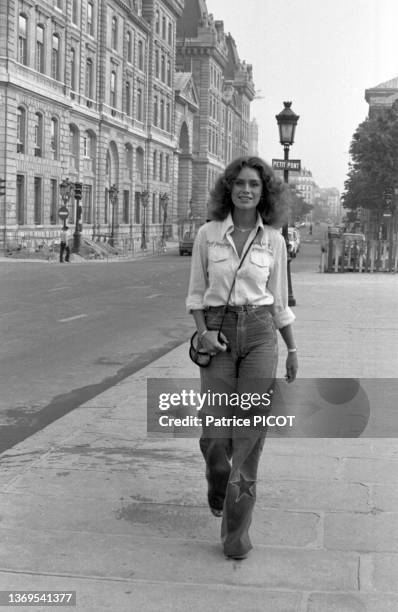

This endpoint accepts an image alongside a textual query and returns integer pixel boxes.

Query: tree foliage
[287,187,313,223]
[343,101,398,211]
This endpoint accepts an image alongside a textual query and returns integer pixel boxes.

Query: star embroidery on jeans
[231,471,256,503]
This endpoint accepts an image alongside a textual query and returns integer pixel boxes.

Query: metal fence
[320,238,398,273]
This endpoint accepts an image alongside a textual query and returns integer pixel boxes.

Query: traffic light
[74,182,83,200]
[0,178,5,197]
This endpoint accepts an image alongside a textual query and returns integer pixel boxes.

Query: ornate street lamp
[159,192,169,248]
[109,183,119,246]
[140,190,149,250]
[59,178,74,229]
[275,101,300,306]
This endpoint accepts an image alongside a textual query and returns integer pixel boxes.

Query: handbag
[189,230,259,367]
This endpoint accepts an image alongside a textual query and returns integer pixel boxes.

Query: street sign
[272,159,301,171]
[58,206,69,219]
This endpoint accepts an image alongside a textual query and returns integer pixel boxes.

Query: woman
[186,156,298,560]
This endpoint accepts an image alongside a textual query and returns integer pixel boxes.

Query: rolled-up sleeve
[185,227,208,312]
[268,232,296,329]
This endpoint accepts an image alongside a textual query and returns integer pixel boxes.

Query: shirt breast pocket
[209,246,230,263]
[250,250,270,269]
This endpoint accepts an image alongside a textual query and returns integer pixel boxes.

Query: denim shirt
[186,213,295,329]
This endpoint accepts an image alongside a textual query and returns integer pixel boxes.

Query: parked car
[328,226,342,239]
[179,231,195,256]
[288,227,300,257]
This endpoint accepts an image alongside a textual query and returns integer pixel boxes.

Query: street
[0,235,318,452]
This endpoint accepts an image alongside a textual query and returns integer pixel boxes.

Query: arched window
[36,25,45,73]
[34,113,43,157]
[162,16,166,39]
[69,124,79,168]
[125,144,133,179]
[111,16,117,50]
[168,22,172,45]
[18,14,28,65]
[17,107,26,153]
[51,33,60,80]
[82,131,92,158]
[155,10,160,34]
[51,118,59,159]
[87,0,94,35]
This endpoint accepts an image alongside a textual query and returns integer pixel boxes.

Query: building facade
[176,0,255,223]
[0,0,185,252]
[0,0,254,251]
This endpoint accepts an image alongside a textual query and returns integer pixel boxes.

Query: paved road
[0,235,318,451]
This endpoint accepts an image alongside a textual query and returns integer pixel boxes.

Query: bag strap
[217,228,260,337]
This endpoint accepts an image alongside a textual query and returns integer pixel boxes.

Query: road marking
[146,293,163,299]
[58,314,89,323]
[49,286,70,292]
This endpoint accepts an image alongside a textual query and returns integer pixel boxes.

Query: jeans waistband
[207,304,273,314]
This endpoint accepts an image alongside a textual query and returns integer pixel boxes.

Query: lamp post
[109,183,119,247]
[140,190,149,250]
[275,101,300,306]
[159,192,169,249]
[59,178,74,230]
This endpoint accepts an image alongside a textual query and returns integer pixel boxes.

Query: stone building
[0,0,185,252]
[176,0,255,223]
[365,76,398,119]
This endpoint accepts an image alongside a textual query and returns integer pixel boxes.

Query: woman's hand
[201,330,229,355]
[285,353,298,383]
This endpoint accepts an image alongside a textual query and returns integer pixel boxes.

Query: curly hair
[207,156,289,227]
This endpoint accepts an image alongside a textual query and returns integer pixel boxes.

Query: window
[55,0,62,9]
[50,179,58,224]
[155,49,159,78]
[83,185,92,223]
[69,125,79,167]
[34,113,43,157]
[160,99,164,129]
[51,34,60,80]
[155,10,160,34]
[71,47,77,90]
[87,1,94,36]
[138,40,143,70]
[136,147,144,183]
[136,88,143,121]
[18,14,28,65]
[82,132,91,158]
[110,70,116,107]
[162,16,166,39]
[17,107,26,154]
[153,96,158,126]
[134,192,140,223]
[123,190,129,224]
[16,175,25,224]
[165,155,170,182]
[125,81,131,115]
[161,54,165,82]
[152,193,156,224]
[153,151,157,179]
[168,22,172,45]
[166,102,171,132]
[111,16,117,50]
[167,60,171,86]
[72,0,78,24]
[126,31,132,62]
[36,25,45,73]
[159,153,163,181]
[34,177,43,225]
[85,58,93,98]
[50,118,58,159]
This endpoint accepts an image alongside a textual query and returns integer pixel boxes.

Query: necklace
[234,224,255,232]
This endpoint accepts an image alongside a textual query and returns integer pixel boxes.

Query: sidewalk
[0,270,398,611]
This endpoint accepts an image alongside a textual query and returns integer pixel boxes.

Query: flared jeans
[200,305,278,558]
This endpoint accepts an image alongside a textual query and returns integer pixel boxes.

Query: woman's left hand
[285,353,298,383]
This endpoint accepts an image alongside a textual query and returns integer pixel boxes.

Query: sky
[205,0,398,192]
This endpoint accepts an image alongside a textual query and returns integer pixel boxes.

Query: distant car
[328,227,342,239]
[288,227,300,257]
[179,231,195,256]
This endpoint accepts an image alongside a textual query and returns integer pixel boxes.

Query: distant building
[365,76,398,118]
[176,0,255,223]
[290,168,317,207]
[249,118,259,156]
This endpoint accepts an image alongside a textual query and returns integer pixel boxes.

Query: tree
[343,100,398,212]
[287,187,313,223]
